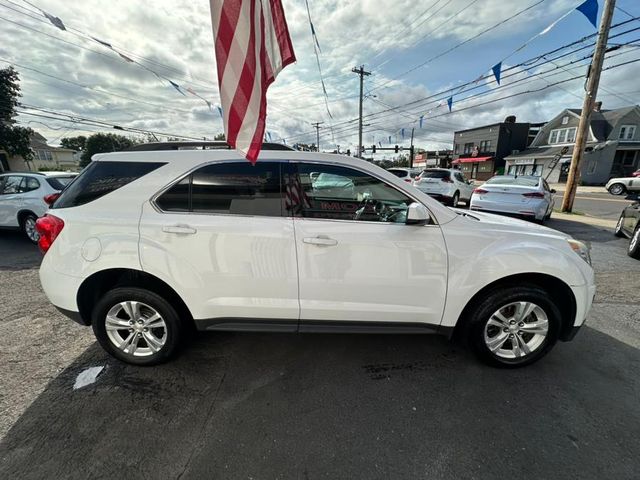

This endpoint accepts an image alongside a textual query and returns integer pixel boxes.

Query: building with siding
[0,132,78,172]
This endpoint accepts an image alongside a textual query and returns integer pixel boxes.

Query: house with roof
[0,132,78,172]
[504,103,640,184]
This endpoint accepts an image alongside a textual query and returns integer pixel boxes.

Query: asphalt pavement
[1,195,639,480]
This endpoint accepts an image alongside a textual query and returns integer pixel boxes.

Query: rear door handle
[303,235,338,246]
[162,225,197,235]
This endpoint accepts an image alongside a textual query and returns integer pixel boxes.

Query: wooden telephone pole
[352,65,371,158]
[562,0,616,212]
[311,121,323,152]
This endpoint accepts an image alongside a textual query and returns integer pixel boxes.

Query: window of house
[454,143,460,154]
[479,140,492,152]
[561,116,569,125]
[464,143,474,154]
[619,125,636,140]
[290,163,413,223]
[36,150,53,161]
[549,127,576,144]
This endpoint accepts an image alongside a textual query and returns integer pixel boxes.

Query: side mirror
[550,189,557,194]
[406,202,430,225]
[467,180,474,185]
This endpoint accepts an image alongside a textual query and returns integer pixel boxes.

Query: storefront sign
[512,158,535,165]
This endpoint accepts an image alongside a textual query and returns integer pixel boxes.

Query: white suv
[413,168,474,207]
[36,150,595,368]
[0,171,77,243]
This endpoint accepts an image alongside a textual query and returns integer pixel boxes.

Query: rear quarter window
[53,161,165,208]
[46,176,76,190]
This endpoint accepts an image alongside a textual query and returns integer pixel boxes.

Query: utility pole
[311,121,323,152]
[352,65,371,158]
[409,127,415,168]
[562,0,616,212]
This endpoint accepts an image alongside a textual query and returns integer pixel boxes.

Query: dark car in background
[615,201,640,259]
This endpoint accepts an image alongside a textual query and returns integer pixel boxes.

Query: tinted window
[421,170,450,179]
[191,162,282,216]
[25,177,40,192]
[46,176,76,190]
[485,176,539,187]
[53,161,165,209]
[156,177,190,212]
[454,172,465,183]
[289,163,412,223]
[388,169,408,178]
[0,176,23,194]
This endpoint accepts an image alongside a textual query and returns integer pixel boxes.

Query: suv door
[288,162,448,329]
[454,171,473,200]
[140,160,299,328]
[0,175,25,227]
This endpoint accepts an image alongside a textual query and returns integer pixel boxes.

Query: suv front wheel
[465,285,561,368]
[92,288,184,365]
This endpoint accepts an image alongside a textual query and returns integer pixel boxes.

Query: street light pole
[561,0,616,212]
[352,65,371,158]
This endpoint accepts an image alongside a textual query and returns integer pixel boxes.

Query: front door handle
[303,235,338,246]
[162,225,197,235]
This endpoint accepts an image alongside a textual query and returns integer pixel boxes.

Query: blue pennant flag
[576,0,598,29]
[378,141,382,147]
[388,135,391,144]
[447,96,453,112]
[266,131,273,141]
[492,62,502,85]
[217,106,223,118]
[419,115,424,129]
[310,22,322,52]
[401,128,405,139]
[169,80,186,96]
[43,11,66,31]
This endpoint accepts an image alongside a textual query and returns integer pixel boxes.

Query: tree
[79,133,135,167]
[0,66,33,161]
[214,133,226,141]
[60,135,87,152]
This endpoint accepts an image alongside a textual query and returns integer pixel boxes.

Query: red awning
[452,156,493,164]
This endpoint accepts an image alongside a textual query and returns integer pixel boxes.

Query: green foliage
[79,133,135,167]
[214,133,226,141]
[0,66,33,160]
[60,135,87,152]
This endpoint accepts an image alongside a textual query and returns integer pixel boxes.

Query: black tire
[92,287,184,365]
[614,214,626,238]
[628,225,640,259]
[608,183,626,196]
[450,192,460,208]
[20,212,39,244]
[464,285,561,368]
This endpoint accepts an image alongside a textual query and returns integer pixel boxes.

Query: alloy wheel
[609,184,625,195]
[630,227,640,252]
[24,217,39,243]
[105,301,167,357]
[483,301,549,360]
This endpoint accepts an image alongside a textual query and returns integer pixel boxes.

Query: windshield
[485,176,539,187]
[421,170,449,179]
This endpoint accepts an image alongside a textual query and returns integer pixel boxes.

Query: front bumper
[561,281,596,341]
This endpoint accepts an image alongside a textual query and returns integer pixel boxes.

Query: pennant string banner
[305,0,333,119]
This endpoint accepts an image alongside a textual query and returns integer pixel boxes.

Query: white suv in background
[0,171,77,243]
[36,149,595,368]
[412,168,474,207]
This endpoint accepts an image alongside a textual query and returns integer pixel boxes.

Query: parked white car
[412,168,474,207]
[36,150,595,368]
[470,175,556,224]
[0,171,77,243]
[387,167,421,184]
[606,175,640,195]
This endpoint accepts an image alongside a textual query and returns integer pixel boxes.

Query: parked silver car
[606,175,640,195]
[470,175,555,224]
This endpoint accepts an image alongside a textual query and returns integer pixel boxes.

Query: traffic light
[372,144,376,154]
[394,145,399,153]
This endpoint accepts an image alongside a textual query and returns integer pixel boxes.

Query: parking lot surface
[1,212,639,479]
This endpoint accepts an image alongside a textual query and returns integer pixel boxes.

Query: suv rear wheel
[465,285,561,368]
[21,213,39,244]
[92,287,184,365]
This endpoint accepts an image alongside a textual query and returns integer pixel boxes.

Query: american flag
[210,0,296,163]
[284,173,311,215]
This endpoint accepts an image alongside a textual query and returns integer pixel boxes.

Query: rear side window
[156,162,283,216]
[46,176,75,190]
[25,177,41,192]
[53,161,164,208]
[421,170,450,179]
[388,169,407,178]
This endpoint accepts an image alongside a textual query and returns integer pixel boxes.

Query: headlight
[567,239,591,265]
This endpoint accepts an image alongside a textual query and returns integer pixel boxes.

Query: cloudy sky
[1,0,639,154]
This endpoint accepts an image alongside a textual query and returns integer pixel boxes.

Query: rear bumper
[39,261,84,321]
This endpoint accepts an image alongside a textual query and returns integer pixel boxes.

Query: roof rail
[127,141,294,152]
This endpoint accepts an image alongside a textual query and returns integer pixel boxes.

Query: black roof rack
[128,141,294,152]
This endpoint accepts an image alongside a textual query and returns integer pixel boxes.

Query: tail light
[522,192,545,198]
[441,176,453,183]
[43,193,60,206]
[35,214,64,254]
[473,188,488,194]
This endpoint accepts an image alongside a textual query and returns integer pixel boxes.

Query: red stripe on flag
[269,0,296,73]
[214,1,241,85]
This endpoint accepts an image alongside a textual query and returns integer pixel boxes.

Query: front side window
[288,163,413,223]
[0,176,24,194]
[156,162,283,216]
